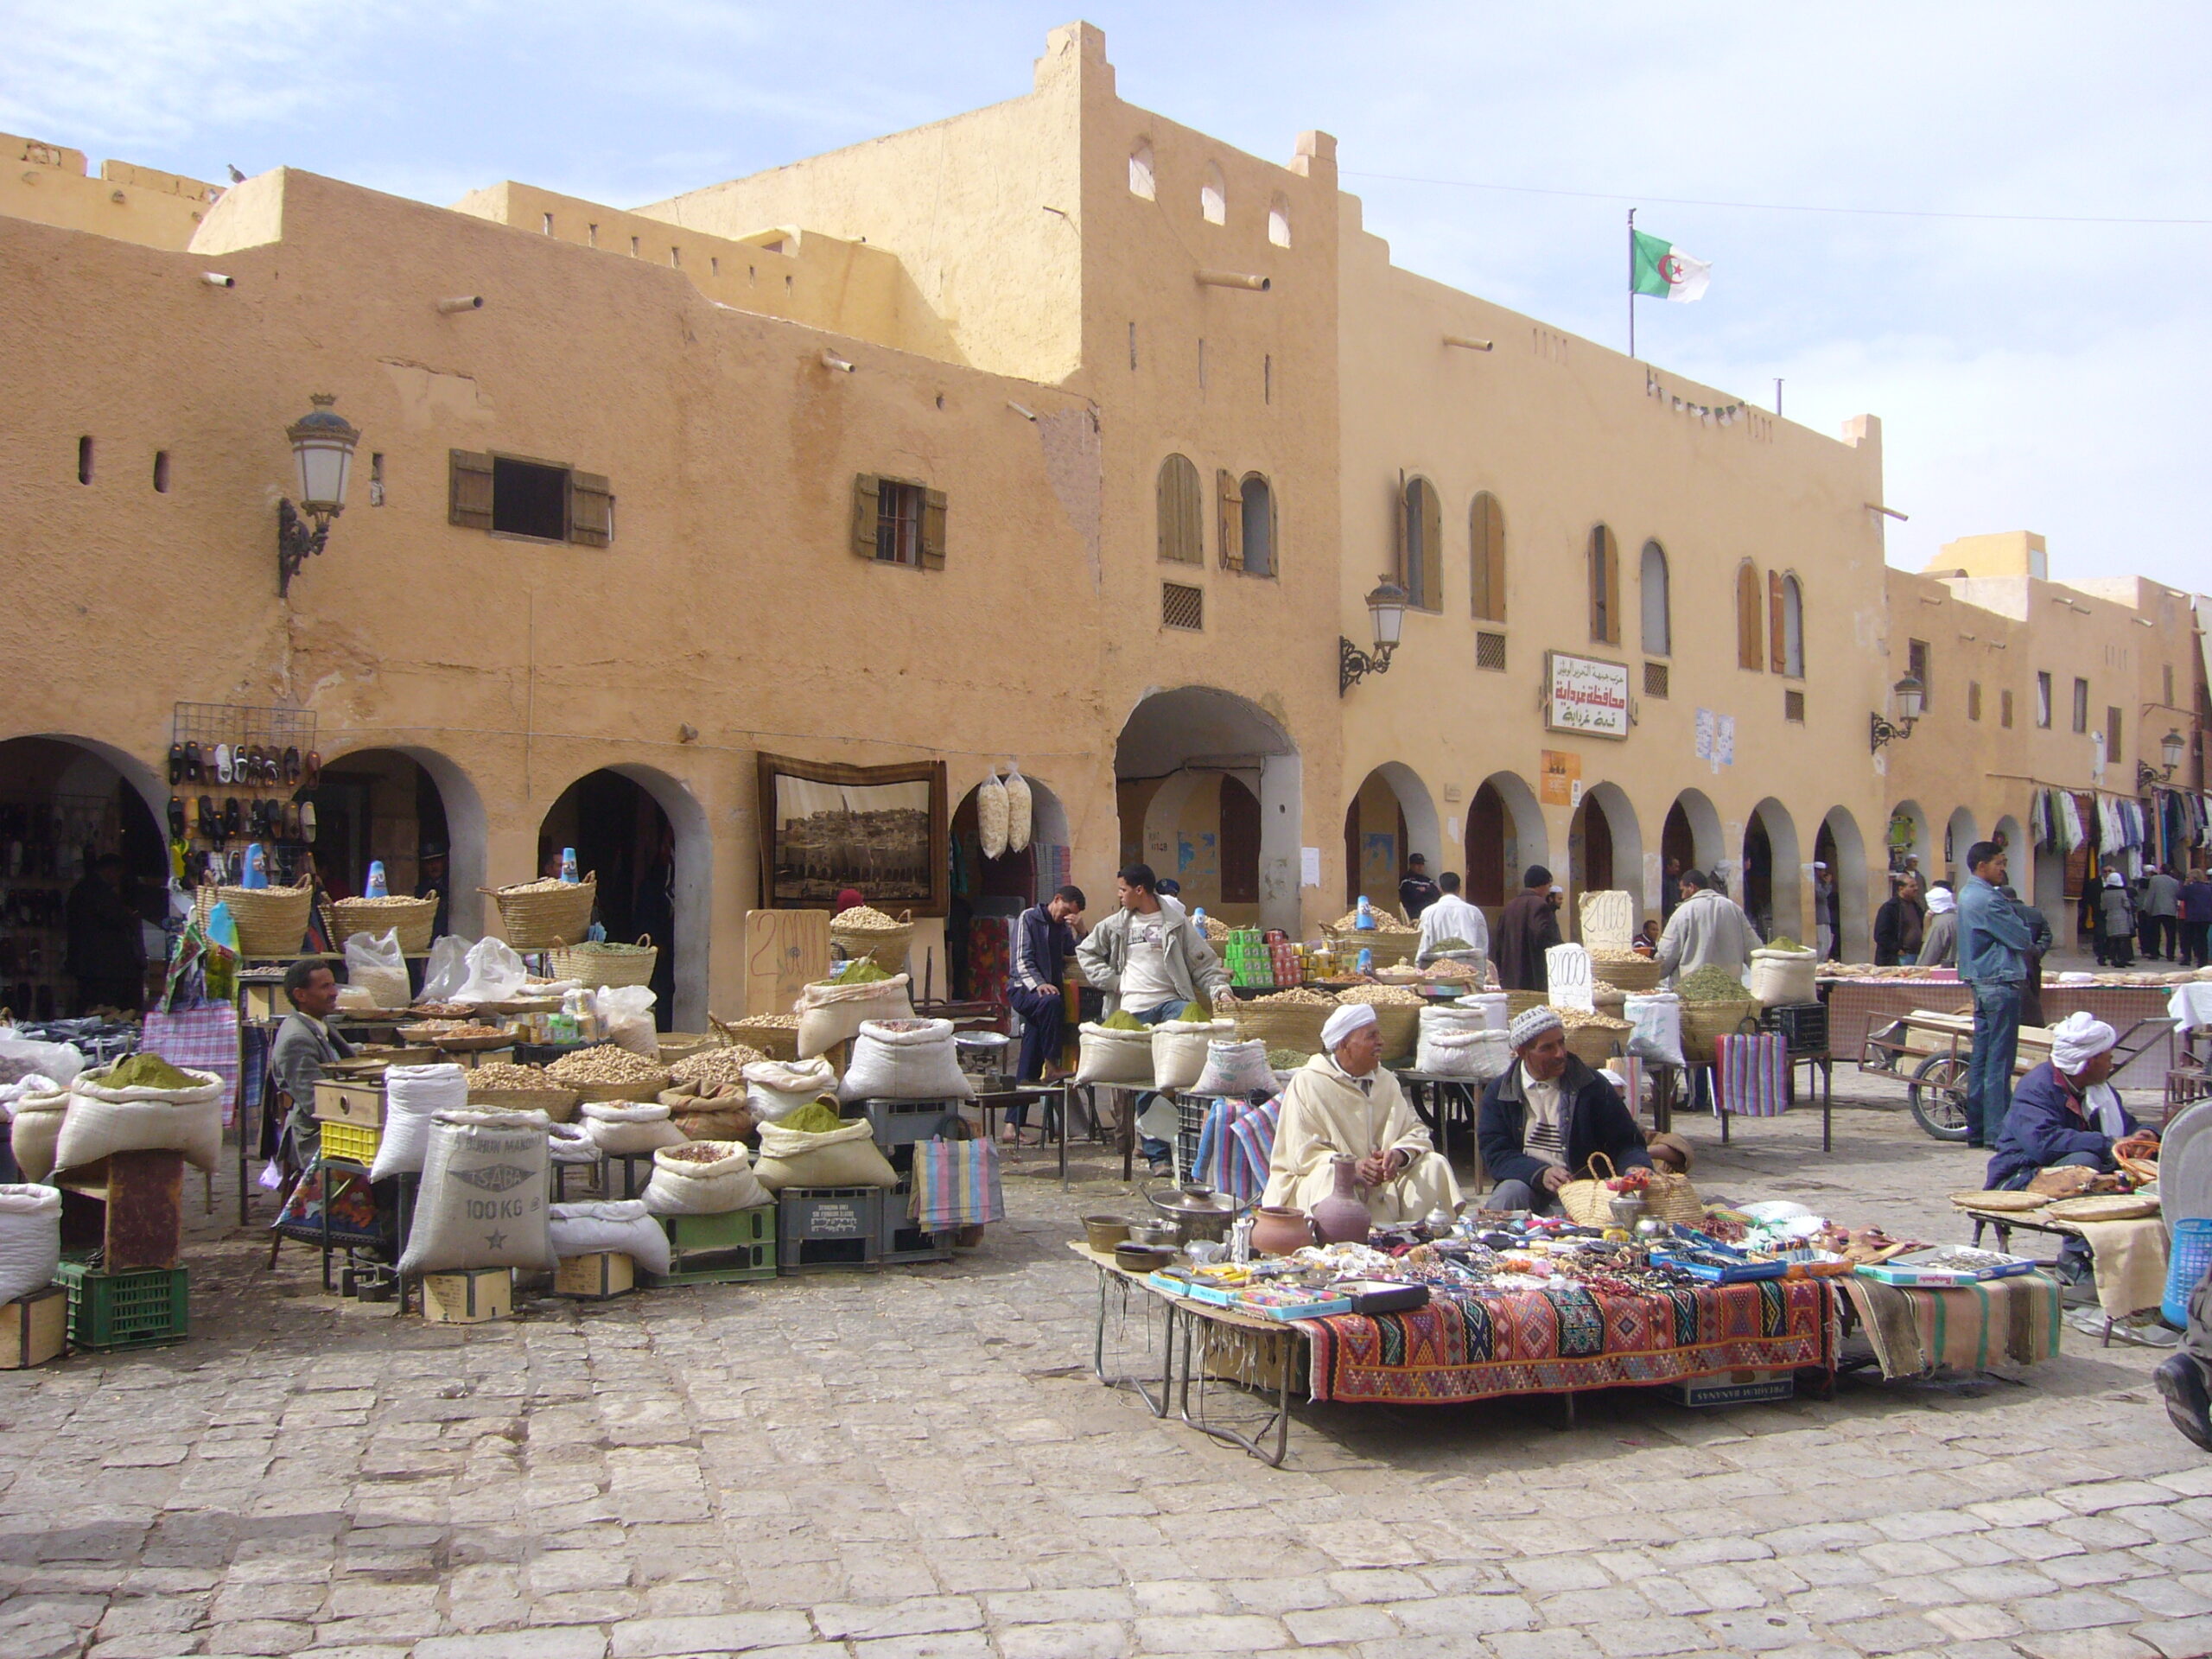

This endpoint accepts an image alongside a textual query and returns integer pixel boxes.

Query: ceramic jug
[1309,1154,1372,1245]
[1249,1205,1313,1256]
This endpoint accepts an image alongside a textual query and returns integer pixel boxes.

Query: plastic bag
[343,928,410,1009]
[1624,993,1686,1069]
[0,1037,85,1089]
[398,1109,556,1276]
[419,935,473,1003]
[0,1185,61,1305]
[452,937,530,1005]
[594,985,658,1058]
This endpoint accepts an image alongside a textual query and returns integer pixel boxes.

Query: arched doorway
[1567,784,1643,940]
[1815,808,1868,961]
[1944,806,1980,883]
[1662,790,1725,921]
[538,766,709,1030]
[0,735,168,1018]
[300,747,485,940]
[1342,764,1441,915]
[947,774,1071,1001]
[1465,772,1545,909]
[1743,798,1802,943]
[1116,687,1300,932]
[1887,800,1932,883]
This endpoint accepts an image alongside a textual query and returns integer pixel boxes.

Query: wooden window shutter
[1604,531,1621,644]
[448,450,493,531]
[920,487,948,570]
[1420,483,1442,610]
[1393,473,1408,589]
[1738,564,1764,670]
[1157,462,1177,563]
[1769,570,1787,673]
[1217,468,1244,571]
[568,472,614,547]
[851,474,880,559]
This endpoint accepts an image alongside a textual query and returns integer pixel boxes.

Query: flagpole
[1627,208,1637,359]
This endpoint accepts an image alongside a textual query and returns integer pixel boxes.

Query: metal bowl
[1082,1214,1133,1252]
[1126,1220,1179,1249]
[1114,1243,1177,1274]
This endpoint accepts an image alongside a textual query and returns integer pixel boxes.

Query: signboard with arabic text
[1544,651,1631,740]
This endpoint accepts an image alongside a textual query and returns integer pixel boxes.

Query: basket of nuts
[486,875,597,950]
[546,1042,672,1103]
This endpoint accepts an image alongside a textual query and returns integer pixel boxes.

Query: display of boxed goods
[554,1251,634,1299]
[55,1258,188,1351]
[1662,1369,1796,1408]
[1853,1246,2038,1287]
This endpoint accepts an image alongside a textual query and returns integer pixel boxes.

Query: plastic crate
[855,1100,963,1147]
[879,1179,952,1264]
[1759,1002,1828,1057]
[54,1258,188,1351]
[317,1117,383,1166]
[2166,1217,2212,1330]
[648,1205,777,1284]
[779,1187,883,1274]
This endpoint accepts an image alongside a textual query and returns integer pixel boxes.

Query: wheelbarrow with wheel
[1864,1007,2171,1142]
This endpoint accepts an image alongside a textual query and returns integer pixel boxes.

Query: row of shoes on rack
[168,796,317,844]
[168,741,321,788]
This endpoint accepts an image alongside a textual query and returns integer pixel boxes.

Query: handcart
[1862,1007,2171,1141]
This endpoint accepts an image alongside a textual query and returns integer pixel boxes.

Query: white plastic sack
[1152,1020,1231,1093]
[794,974,914,1058]
[7,1087,68,1182]
[582,1100,686,1156]
[0,1184,61,1305]
[1747,948,1818,1009]
[744,1057,839,1122]
[419,935,472,1003]
[1420,1003,1491,1042]
[547,1121,600,1165]
[752,1117,899,1191]
[976,772,1010,861]
[1456,992,1510,1033]
[451,936,530,1005]
[344,927,410,1009]
[0,1037,84,1088]
[1416,1027,1487,1078]
[371,1062,470,1180]
[56,1064,225,1174]
[641,1141,771,1215]
[1003,766,1033,855]
[1075,1023,1155,1088]
[1624,993,1686,1069]
[1546,944,1596,1014]
[839,1018,974,1103]
[398,1109,556,1276]
[594,985,659,1058]
[1192,1038,1274,1097]
[0,1074,61,1116]
[548,1198,671,1275]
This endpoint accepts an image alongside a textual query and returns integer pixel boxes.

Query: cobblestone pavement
[3,1074,2207,1659]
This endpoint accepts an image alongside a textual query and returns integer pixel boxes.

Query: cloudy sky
[9,3,2205,592]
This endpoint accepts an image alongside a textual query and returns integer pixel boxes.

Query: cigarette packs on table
[1853,1246,2038,1287]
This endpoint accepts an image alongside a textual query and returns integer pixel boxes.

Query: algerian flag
[1631,229,1711,302]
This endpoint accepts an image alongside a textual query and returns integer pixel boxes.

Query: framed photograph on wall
[756,753,949,916]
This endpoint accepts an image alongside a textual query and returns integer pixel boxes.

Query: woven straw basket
[1681,1000,1758,1067]
[488,876,596,950]
[329,893,440,953]
[1322,926,1419,969]
[1594,956,1666,994]
[715,1014,800,1063]
[1370,1005,1421,1065]
[465,1085,582,1122]
[573,1076,671,1104]
[194,883,313,958]
[551,935,658,989]
[831,910,916,972]
[1565,1024,1625,1068]
[1234,1001,1334,1057]
[1505,989,1549,1018]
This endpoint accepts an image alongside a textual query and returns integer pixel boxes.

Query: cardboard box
[313,1078,386,1128]
[0,1286,68,1368]
[554,1251,634,1299]
[422,1268,513,1323]
[1661,1369,1796,1408]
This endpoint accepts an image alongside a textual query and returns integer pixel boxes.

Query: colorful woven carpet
[1838,1271,2062,1378]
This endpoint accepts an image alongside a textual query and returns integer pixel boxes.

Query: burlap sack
[398,1109,556,1275]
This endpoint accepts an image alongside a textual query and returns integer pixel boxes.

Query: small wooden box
[422,1268,513,1324]
[313,1078,386,1128]
[0,1286,68,1368]
[554,1251,633,1299]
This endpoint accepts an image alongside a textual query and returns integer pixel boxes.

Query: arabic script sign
[1545,652,1630,740]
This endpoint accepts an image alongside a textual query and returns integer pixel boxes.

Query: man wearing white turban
[1916,882,1959,969]
[1986,1012,2155,1192]
[1262,1002,1460,1224]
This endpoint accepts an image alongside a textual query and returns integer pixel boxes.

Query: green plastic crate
[54,1258,188,1351]
[645,1206,777,1284]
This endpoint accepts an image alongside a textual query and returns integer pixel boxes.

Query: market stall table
[1954,1198,2168,1339]
[1826,977,2181,1087]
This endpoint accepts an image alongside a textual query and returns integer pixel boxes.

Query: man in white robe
[1262,1003,1461,1224]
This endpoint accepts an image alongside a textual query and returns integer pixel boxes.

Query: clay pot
[1309,1154,1372,1245]
[1250,1205,1313,1256]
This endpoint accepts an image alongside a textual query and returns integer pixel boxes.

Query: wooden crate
[0,1286,68,1368]
[422,1268,513,1323]
[554,1251,634,1299]
[313,1078,386,1128]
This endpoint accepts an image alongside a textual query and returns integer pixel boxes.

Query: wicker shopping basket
[487,876,596,950]
[551,935,658,989]
[329,893,440,953]
[464,1084,582,1122]
[830,910,915,973]
[194,883,314,958]
[1681,999,1758,1067]
[1233,1001,1334,1058]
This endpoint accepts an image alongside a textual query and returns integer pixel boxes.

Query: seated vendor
[1986,1012,2156,1192]
[1262,1003,1461,1224]
[270,958,355,1164]
[1478,1007,1652,1214]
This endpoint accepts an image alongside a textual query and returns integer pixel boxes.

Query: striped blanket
[1191,1096,1280,1201]
[1715,1033,1788,1118]
[1838,1272,2063,1378]
[908,1136,1005,1232]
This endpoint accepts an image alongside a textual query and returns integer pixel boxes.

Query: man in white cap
[1478,1007,1653,1213]
[1262,1002,1459,1225]
[1986,1012,2154,1192]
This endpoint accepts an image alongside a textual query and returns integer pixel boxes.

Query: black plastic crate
[854,1100,963,1147]
[1760,1002,1828,1057]
[879,1178,952,1264]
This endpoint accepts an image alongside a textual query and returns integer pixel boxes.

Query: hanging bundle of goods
[1002,766,1033,854]
[976,772,1010,860]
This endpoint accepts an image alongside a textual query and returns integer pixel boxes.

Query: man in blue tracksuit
[1005,886,1085,1136]
[1957,839,2033,1149]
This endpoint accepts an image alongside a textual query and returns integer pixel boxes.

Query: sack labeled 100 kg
[399,1110,556,1276]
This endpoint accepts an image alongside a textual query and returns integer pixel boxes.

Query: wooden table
[1826,979,2178,1088]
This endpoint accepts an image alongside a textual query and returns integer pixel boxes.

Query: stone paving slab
[2,1075,2203,1658]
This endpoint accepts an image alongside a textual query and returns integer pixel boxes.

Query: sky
[8,2,2208,593]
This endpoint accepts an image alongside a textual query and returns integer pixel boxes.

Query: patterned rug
[1297,1278,1835,1404]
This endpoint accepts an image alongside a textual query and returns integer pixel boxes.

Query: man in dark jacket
[1007,886,1084,1121]
[1492,865,1563,992]
[1398,855,1441,922]
[1986,1012,2150,1191]
[1478,1007,1651,1213]
[1872,874,1924,967]
[2183,866,2212,969]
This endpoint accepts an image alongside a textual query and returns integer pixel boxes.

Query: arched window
[1155,454,1202,564]
[1737,562,1764,671]
[1470,492,1505,622]
[1268,192,1291,248]
[1128,140,1155,200]
[1588,524,1620,645]
[1201,162,1226,226]
[1399,477,1441,610]
[1640,539,1670,656]
[1780,573,1805,677]
[1239,474,1274,576]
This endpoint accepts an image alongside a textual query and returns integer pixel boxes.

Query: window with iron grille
[1161,582,1204,631]
[1784,688,1805,723]
[1475,631,1507,672]
[1643,661,1669,700]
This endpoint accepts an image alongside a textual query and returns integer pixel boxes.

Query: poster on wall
[1539,749,1581,807]
[1545,652,1631,740]
[756,753,949,915]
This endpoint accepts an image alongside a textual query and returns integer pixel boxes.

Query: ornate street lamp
[1339,579,1408,695]
[2139,728,2187,791]
[1869,672,1924,752]
[278,394,360,597]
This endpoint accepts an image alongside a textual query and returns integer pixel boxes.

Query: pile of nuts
[832,905,904,931]
[467,1062,555,1090]
[669,1045,767,1091]
[1329,908,1415,934]
[1555,1008,1630,1031]
[548,1045,673,1085]
[1253,987,1338,1006]
[1333,984,1423,1007]
[502,877,582,894]
[728,1013,799,1030]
